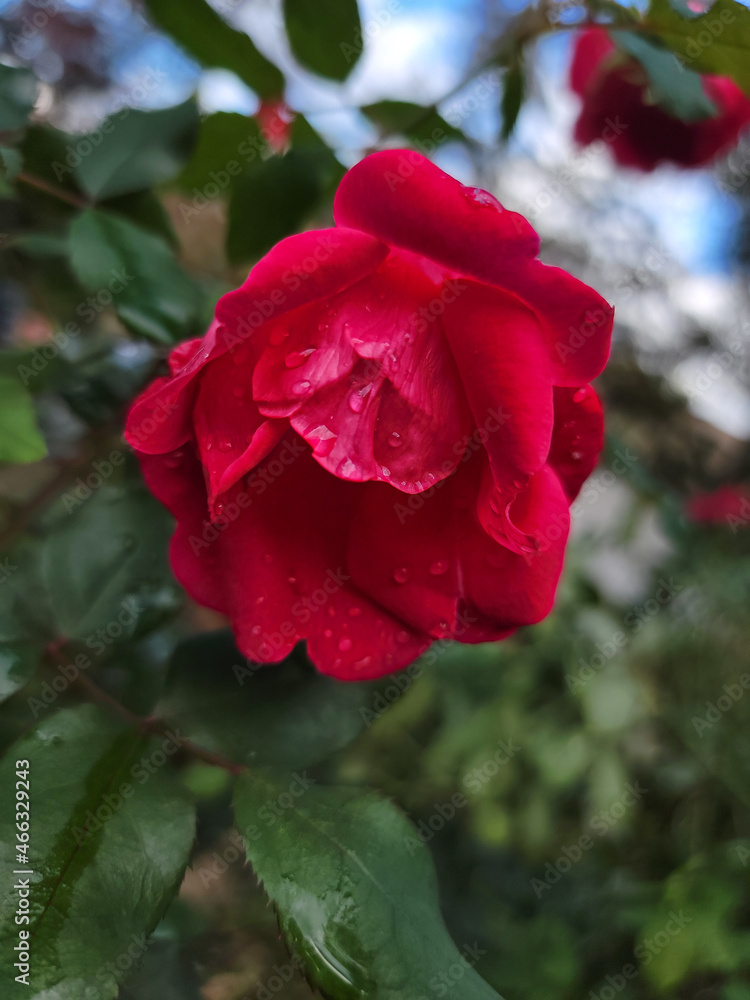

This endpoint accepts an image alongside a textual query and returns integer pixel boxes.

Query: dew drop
[232,385,245,399]
[396,630,411,643]
[381,466,391,477]
[348,383,372,413]
[393,566,410,584]
[354,655,372,670]
[573,387,589,403]
[327,606,336,618]
[285,347,315,368]
[251,625,262,636]
[571,450,584,460]
[388,431,403,448]
[429,560,449,576]
[348,606,362,617]
[324,628,333,638]
[263,553,273,565]
[292,380,311,395]
[218,439,233,452]
[338,637,352,652]
[337,457,357,478]
[269,327,289,346]
[288,575,297,585]
[465,186,503,210]
[165,454,182,469]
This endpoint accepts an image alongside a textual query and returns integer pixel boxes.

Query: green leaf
[644,0,750,95]
[0,642,38,703]
[176,112,265,195]
[235,773,504,1000]
[0,704,196,998]
[227,150,322,263]
[611,30,717,121]
[0,64,38,135]
[0,375,47,464]
[501,58,525,139]
[158,631,378,769]
[119,939,203,1000]
[41,480,181,642]
[362,101,464,145]
[144,0,284,97]
[283,0,363,80]
[70,100,199,201]
[69,208,204,343]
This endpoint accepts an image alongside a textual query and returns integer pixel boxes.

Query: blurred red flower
[570,27,750,170]
[126,150,612,679]
[686,484,750,526]
[255,98,294,153]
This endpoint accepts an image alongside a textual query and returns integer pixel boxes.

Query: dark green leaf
[235,773,504,1000]
[144,0,284,97]
[283,0,362,81]
[0,705,195,998]
[119,939,203,1000]
[159,631,377,769]
[41,480,181,641]
[102,189,179,248]
[611,30,717,121]
[176,112,265,195]
[72,100,199,201]
[0,375,46,464]
[227,150,321,263]
[0,64,38,135]
[644,0,750,95]
[501,58,525,139]
[69,208,204,343]
[362,101,464,145]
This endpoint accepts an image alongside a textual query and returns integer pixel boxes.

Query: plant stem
[16,171,89,209]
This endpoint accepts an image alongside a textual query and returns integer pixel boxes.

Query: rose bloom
[126,150,612,680]
[686,485,750,526]
[571,27,750,170]
[254,98,294,153]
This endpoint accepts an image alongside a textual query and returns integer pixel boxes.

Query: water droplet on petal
[573,387,589,403]
[292,380,311,395]
[465,186,503,211]
[327,606,336,618]
[354,655,372,670]
[285,348,315,369]
[324,628,333,638]
[263,553,273,564]
[269,327,289,346]
[232,385,245,399]
[338,637,352,652]
[381,466,391,477]
[288,575,297,585]
[251,625,262,636]
[571,450,584,460]
[218,439,233,452]
[396,630,411,643]
[348,606,361,617]
[429,560,449,576]
[393,566,410,584]
[388,431,403,448]
[337,457,357,478]
[348,383,372,413]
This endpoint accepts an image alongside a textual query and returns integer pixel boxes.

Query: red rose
[686,485,750,526]
[125,150,612,679]
[570,27,750,170]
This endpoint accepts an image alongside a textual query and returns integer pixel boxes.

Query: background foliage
[0,1,749,998]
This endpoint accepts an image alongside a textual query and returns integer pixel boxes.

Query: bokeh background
[1,2,749,999]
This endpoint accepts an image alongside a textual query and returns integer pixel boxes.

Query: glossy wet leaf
[612,30,717,121]
[235,772,504,1000]
[159,631,377,769]
[0,375,47,464]
[69,208,204,343]
[283,0,362,80]
[0,705,195,999]
[41,480,181,642]
[144,0,283,97]
[501,58,525,139]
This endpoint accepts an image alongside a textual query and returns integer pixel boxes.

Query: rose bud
[126,150,612,679]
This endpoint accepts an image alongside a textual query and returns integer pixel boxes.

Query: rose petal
[548,385,603,501]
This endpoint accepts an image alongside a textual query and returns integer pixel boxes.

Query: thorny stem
[44,645,246,776]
